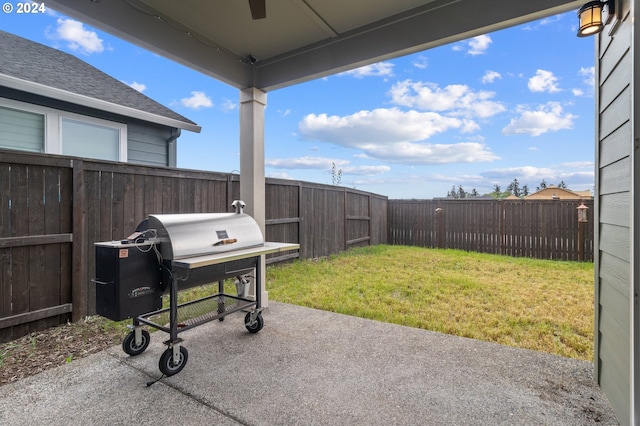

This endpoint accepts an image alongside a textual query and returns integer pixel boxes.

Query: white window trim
[0,97,127,161]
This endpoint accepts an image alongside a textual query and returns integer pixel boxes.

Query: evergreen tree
[558,180,567,189]
[507,178,521,197]
[330,162,342,186]
[537,179,547,191]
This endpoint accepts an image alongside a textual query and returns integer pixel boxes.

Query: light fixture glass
[577,1,605,37]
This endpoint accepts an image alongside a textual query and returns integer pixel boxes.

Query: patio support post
[239,87,268,306]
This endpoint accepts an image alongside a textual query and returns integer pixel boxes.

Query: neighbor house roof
[525,186,593,200]
[0,30,200,133]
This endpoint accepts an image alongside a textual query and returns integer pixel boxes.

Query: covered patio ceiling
[46,0,583,92]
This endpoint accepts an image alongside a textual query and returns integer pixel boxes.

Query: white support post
[239,87,268,307]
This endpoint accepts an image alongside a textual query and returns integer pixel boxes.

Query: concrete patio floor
[0,302,619,425]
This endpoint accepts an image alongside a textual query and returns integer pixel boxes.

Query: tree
[470,188,479,197]
[536,179,547,191]
[522,184,529,196]
[330,162,342,186]
[558,180,567,189]
[507,178,521,197]
[457,185,466,199]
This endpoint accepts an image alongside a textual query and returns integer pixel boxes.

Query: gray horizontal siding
[126,122,171,166]
[596,0,632,424]
[599,121,630,167]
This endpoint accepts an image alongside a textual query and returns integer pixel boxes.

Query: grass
[0,245,594,386]
[266,245,594,361]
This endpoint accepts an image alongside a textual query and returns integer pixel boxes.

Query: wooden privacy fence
[388,199,594,261]
[0,150,387,342]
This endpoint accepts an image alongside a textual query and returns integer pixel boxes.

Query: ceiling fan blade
[248,0,266,19]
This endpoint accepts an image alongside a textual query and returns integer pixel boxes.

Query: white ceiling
[46,0,583,91]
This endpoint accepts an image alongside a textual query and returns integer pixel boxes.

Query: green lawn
[266,245,594,361]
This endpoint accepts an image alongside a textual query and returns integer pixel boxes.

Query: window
[0,105,45,152]
[0,98,127,161]
[62,118,121,161]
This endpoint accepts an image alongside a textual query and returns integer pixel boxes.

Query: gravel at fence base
[0,302,618,426]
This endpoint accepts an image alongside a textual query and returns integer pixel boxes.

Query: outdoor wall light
[576,0,615,37]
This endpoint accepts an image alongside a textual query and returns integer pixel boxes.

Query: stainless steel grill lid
[147,211,264,260]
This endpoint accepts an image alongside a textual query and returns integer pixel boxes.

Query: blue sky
[1,6,596,199]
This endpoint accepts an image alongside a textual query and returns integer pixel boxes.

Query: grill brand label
[119,249,128,258]
[216,230,229,239]
[129,286,154,298]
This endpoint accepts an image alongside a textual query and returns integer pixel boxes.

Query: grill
[94,200,299,377]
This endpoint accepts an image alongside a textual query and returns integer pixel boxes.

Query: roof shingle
[0,30,198,130]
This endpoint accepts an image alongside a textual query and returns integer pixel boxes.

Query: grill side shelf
[171,242,300,269]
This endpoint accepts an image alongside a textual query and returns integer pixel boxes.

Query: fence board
[3,150,594,341]
[388,199,594,261]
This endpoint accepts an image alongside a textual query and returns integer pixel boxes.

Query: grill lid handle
[231,199,246,214]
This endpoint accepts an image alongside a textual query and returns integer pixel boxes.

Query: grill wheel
[245,312,264,333]
[122,330,150,356]
[159,346,189,376]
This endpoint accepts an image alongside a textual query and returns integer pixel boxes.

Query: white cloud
[572,88,584,96]
[266,156,348,170]
[220,98,237,112]
[127,81,147,93]
[339,62,394,79]
[539,15,563,26]
[50,18,104,54]
[353,141,499,165]
[299,108,463,145]
[452,35,492,55]
[481,70,502,84]
[502,102,576,136]
[468,35,492,55]
[266,157,390,176]
[388,80,505,119]
[267,171,294,180]
[298,105,501,165]
[579,66,595,88]
[482,166,556,181]
[528,69,561,93]
[342,165,391,176]
[180,91,213,109]
[412,56,428,69]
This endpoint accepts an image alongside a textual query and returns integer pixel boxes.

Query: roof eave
[0,74,202,133]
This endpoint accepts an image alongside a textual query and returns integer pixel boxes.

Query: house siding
[595,0,634,424]
[127,122,172,167]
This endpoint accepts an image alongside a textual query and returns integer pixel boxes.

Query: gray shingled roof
[0,30,200,132]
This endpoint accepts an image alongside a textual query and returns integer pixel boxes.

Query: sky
[1,5,597,199]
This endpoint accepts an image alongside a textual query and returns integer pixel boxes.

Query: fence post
[344,188,348,251]
[436,207,444,248]
[71,159,87,322]
[577,202,589,261]
[500,200,505,256]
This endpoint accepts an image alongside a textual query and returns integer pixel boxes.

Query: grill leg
[134,325,143,346]
[255,256,262,309]
[217,280,225,316]
[169,276,179,343]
